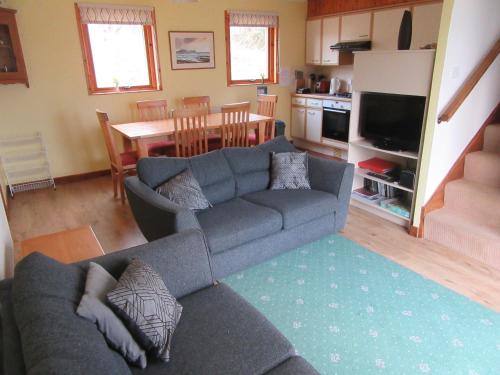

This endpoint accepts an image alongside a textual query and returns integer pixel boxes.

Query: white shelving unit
[0,133,55,197]
[350,143,417,226]
[347,50,436,228]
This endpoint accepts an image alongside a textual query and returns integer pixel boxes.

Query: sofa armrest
[125,176,201,241]
[81,229,214,299]
[308,156,354,231]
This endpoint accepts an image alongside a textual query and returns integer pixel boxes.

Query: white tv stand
[347,50,435,228]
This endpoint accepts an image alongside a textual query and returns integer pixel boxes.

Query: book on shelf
[363,178,399,198]
[353,187,380,201]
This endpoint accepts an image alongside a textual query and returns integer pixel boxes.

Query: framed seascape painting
[169,31,215,70]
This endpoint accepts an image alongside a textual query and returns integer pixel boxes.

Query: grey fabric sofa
[0,230,319,375]
[126,136,354,279]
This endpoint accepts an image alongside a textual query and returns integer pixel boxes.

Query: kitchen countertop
[292,93,352,102]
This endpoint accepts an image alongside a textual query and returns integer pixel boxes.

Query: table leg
[136,139,149,159]
[258,121,266,144]
[122,137,133,152]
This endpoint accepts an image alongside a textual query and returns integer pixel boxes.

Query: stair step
[464,151,500,187]
[444,179,500,226]
[424,208,500,270]
[483,123,500,153]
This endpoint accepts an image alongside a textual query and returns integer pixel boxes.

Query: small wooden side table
[20,225,105,263]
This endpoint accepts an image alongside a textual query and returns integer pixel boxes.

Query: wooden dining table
[112,112,273,158]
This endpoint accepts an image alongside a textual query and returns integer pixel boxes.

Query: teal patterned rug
[224,235,500,375]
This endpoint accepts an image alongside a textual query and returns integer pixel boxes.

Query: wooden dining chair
[250,94,278,146]
[182,96,211,113]
[182,95,223,151]
[172,107,209,157]
[96,110,137,204]
[221,102,251,147]
[136,99,175,157]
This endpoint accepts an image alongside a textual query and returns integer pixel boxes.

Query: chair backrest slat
[173,108,209,157]
[182,96,211,114]
[96,110,121,169]
[136,99,169,121]
[221,101,251,148]
[257,94,278,140]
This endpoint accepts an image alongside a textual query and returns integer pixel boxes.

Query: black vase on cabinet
[398,10,412,50]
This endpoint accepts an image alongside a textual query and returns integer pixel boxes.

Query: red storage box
[358,157,399,174]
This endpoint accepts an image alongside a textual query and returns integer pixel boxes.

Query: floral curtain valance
[228,10,279,28]
[77,3,154,25]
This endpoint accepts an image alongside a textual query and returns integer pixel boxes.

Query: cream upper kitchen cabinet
[321,16,340,65]
[291,106,306,139]
[411,2,443,49]
[340,12,371,42]
[305,108,322,143]
[306,19,321,64]
[372,7,409,50]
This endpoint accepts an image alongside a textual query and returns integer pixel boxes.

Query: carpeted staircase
[424,123,500,270]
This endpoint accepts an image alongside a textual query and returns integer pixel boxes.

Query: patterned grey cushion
[76,262,147,368]
[269,152,311,190]
[107,259,183,362]
[156,168,211,210]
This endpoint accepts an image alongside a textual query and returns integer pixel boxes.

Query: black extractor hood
[330,41,371,51]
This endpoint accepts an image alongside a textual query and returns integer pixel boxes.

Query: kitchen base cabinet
[291,106,306,139]
[306,108,322,143]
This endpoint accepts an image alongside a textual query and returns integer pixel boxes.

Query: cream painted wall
[413,0,500,227]
[0,0,307,178]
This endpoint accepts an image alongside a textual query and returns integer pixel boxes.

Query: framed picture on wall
[169,31,215,70]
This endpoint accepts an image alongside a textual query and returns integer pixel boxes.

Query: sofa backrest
[137,136,296,202]
[221,147,271,196]
[86,229,214,299]
[12,253,132,375]
[221,136,297,196]
[137,150,236,205]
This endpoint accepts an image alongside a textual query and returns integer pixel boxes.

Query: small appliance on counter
[294,70,305,93]
[316,79,331,94]
[308,73,316,93]
[296,87,311,94]
[329,77,342,95]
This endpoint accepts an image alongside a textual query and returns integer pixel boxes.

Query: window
[225,10,279,85]
[75,3,161,94]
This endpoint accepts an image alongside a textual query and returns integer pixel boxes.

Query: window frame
[224,11,279,86]
[75,4,162,95]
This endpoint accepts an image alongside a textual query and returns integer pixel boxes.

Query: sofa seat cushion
[196,198,282,254]
[131,283,295,375]
[242,189,338,229]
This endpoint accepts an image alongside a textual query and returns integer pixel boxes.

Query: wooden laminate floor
[6,176,500,312]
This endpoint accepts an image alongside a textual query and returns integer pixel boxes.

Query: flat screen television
[359,92,426,152]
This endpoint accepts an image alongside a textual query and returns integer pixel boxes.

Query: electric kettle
[329,77,341,95]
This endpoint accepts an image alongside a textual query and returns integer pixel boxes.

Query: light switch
[451,66,461,79]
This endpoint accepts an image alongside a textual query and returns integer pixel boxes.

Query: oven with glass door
[321,100,351,143]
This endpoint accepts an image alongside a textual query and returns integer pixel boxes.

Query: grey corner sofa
[126,136,354,279]
[0,229,319,375]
